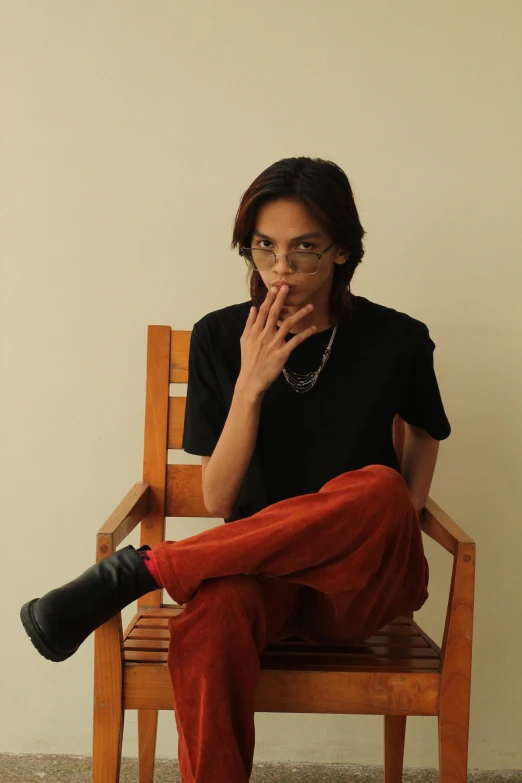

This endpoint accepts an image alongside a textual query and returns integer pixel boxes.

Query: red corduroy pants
[153,464,429,783]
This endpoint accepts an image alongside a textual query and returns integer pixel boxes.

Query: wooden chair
[92,325,475,783]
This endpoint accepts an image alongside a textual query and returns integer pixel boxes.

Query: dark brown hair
[231,156,366,323]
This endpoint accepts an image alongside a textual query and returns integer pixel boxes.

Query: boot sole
[20,599,75,663]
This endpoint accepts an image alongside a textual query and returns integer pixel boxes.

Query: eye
[254,239,315,251]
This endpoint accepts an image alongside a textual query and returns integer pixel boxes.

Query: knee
[169,575,264,636]
[365,465,413,512]
[198,575,263,610]
[369,464,408,491]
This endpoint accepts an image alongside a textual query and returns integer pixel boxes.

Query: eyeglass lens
[244,249,319,274]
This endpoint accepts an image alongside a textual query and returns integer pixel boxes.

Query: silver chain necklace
[282,324,338,393]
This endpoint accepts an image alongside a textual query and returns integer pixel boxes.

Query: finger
[265,286,291,329]
[275,302,314,338]
[252,287,281,332]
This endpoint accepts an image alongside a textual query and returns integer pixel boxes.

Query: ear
[334,247,350,265]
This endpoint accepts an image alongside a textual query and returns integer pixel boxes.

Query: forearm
[400,425,440,516]
[202,378,264,519]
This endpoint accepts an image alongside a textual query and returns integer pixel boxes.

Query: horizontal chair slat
[138,607,412,621]
[125,639,171,650]
[123,649,439,671]
[124,651,168,662]
[123,663,440,715]
[135,619,172,629]
[260,648,439,661]
[132,621,420,634]
[291,636,429,648]
[126,609,438,665]
[140,607,184,617]
[260,643,437,657]
[166,464,211,518]
[258,658,440,672]
[124,639,437,659]
[128,629,431,649]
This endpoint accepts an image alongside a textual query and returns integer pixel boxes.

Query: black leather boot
[20,545,158,662]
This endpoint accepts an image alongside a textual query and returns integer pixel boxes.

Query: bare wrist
[234,376,265,406]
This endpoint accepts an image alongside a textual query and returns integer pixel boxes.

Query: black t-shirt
[182,295,451,522]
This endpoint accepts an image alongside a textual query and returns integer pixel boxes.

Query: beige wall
[1,0,521,770]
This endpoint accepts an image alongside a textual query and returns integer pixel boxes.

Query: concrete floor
[1,755,522,783]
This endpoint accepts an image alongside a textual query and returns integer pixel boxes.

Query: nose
[272,253,294,275]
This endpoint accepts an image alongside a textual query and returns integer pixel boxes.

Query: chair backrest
[138,325,407,607]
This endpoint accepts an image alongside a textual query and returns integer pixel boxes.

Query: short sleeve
[181,323,228,456]
[398,324,451,440]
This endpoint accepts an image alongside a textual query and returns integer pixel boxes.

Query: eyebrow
[252,231,323,242]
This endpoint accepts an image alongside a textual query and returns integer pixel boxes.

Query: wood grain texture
[138,709,158,783]
[167,396,185,449]
[422,497,475,554]
[169,330,191,383]
[123,612,440,666]
[126,628,431,648]
[96,482,151,552]
[93,614,124,783]
[439,542,475,782]
[121,609,441,710]
[166,464,213,517]
[140,325,171,609]
[123,662,439,715]
[384,715,407,783]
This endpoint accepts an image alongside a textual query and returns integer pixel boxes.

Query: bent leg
[169,574,302,783]
[154,466,428,621]
[290,549,429,645]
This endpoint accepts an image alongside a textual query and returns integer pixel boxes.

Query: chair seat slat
[123,649,439,672]
[128,627,430,649]
[124,639,438,660]
[127,609,439,664]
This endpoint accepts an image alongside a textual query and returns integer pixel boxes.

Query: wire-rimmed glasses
[240,242,336,275]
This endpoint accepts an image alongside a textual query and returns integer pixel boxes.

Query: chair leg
[92,618,124,783]
[438,707,470,782]
[92,703,124,783]
[138,709,159,783]
[384,715,406,783]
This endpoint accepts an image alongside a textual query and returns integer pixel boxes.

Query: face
[250,198,349,327]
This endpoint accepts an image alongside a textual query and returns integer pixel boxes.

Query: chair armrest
[420,496,475,683]
[421,495,475,555]
[96,482,152,560]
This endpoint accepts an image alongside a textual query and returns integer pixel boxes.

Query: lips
[273,282,296,290]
